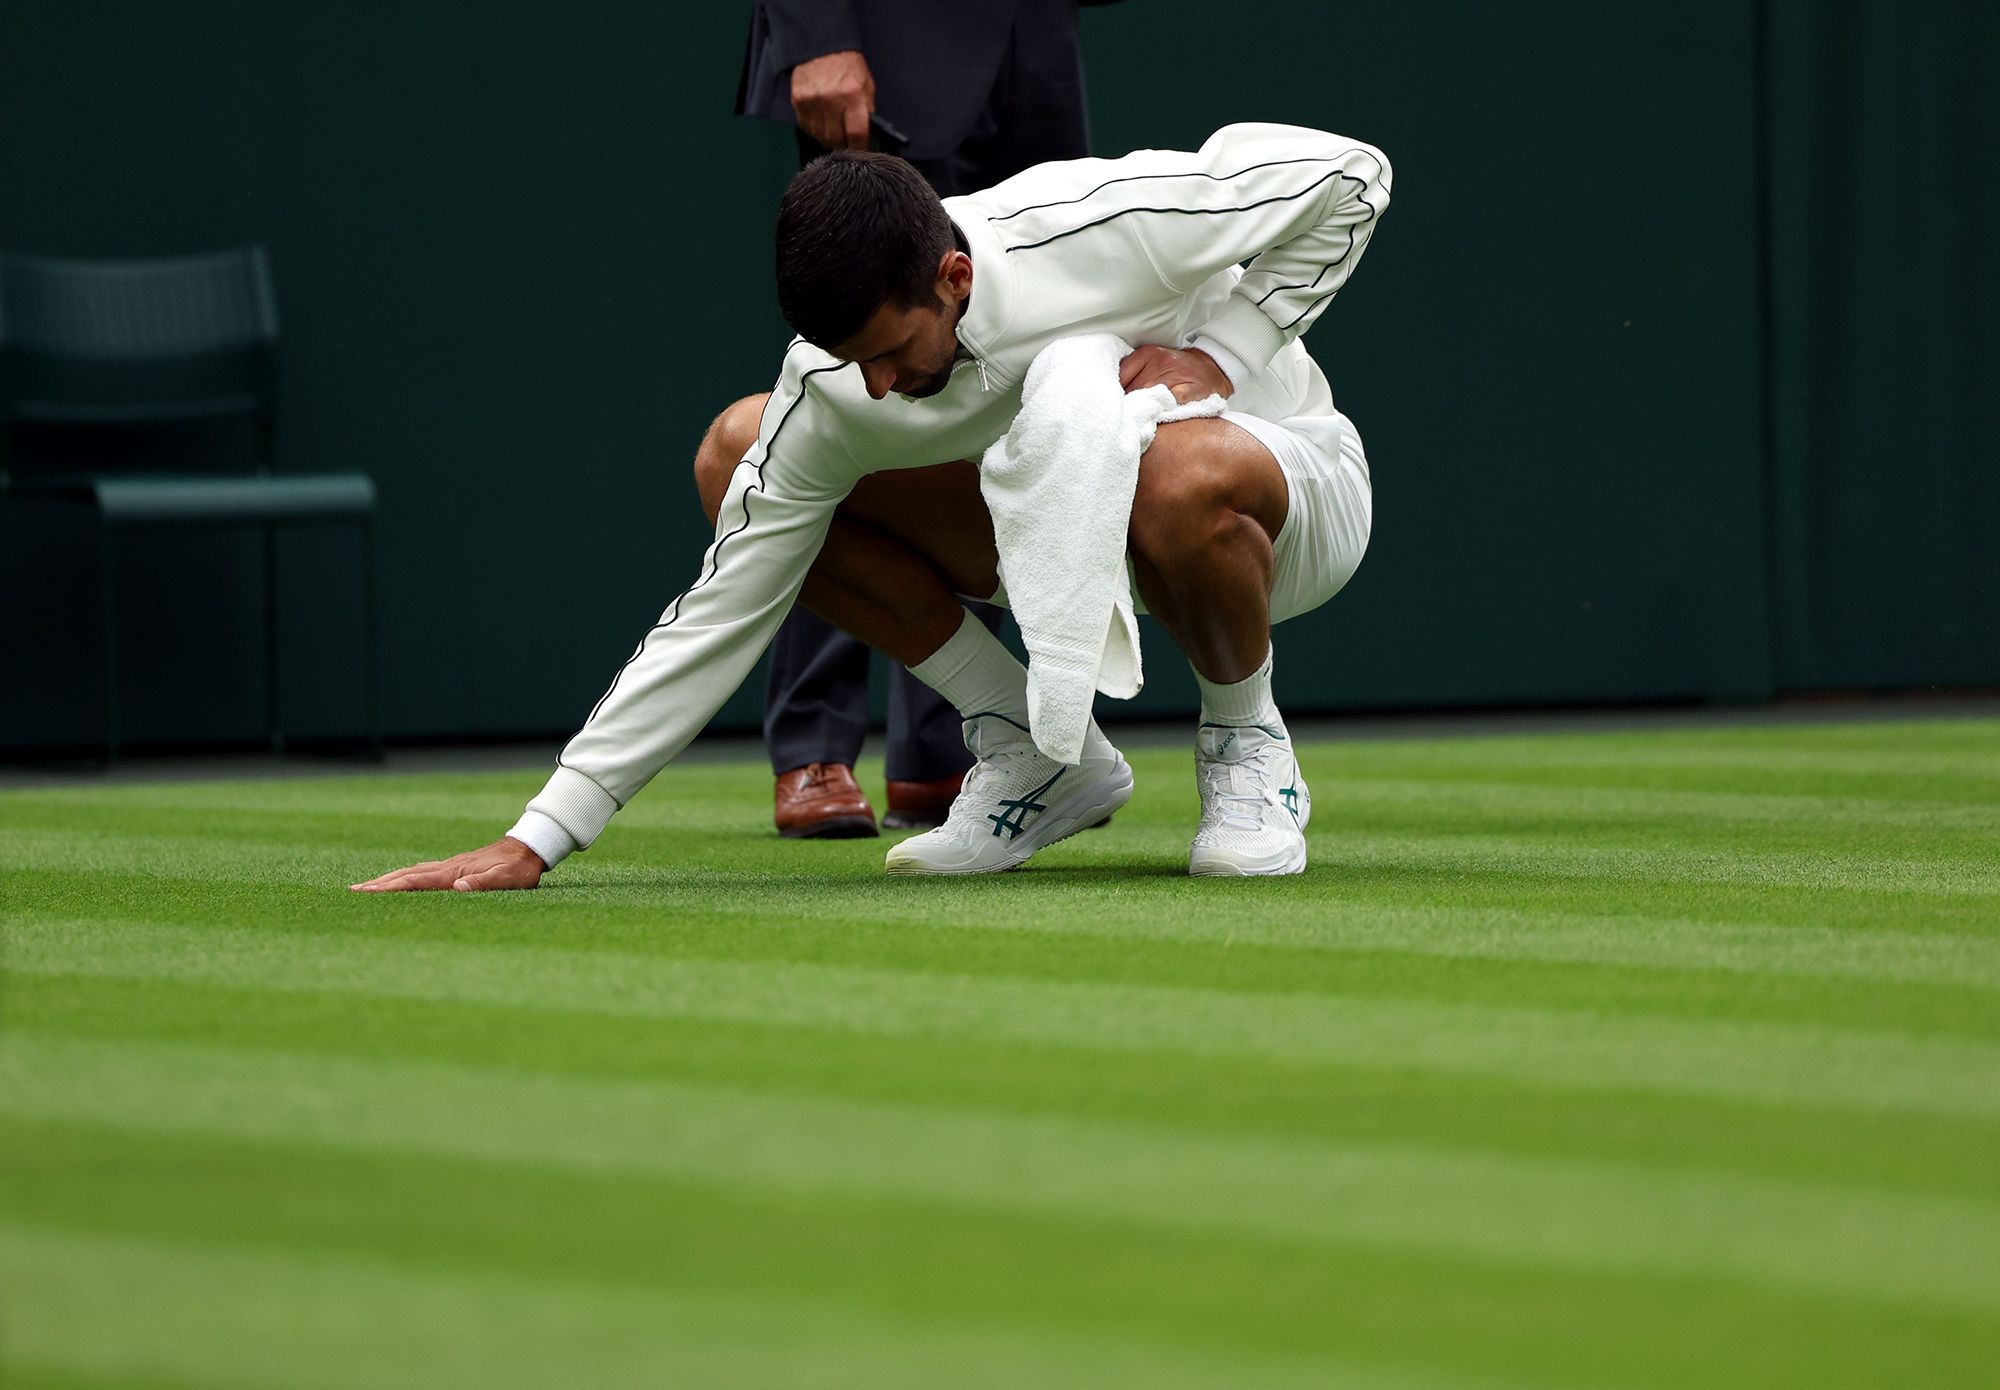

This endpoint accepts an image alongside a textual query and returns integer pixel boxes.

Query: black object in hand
[868,113,911,157]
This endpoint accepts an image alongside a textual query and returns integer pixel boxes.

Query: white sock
[1195,646,1282,729]
[908,609,1115,759]
[909,608,1032,725]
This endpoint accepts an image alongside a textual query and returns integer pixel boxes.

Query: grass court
[2,716,1997,1388]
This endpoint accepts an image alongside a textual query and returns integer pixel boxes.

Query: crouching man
[354,123,1389,890]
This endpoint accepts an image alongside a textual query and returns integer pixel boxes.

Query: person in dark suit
[738,0,1107,838]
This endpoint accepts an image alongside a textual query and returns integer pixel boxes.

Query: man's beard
[895,367,953,400]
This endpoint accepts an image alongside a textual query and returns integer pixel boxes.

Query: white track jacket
[512,123,1392,866]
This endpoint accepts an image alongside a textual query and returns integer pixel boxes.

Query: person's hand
[791,49,875,151]
[1119,344,1234,405]
[350,837,546,893]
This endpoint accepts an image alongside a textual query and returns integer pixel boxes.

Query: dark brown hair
[775,151,955,350]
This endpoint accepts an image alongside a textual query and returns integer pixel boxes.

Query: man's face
[830,250,973,401]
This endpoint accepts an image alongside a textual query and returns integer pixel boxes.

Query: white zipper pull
[977,358,993,393]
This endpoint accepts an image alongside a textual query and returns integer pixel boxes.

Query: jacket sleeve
[1003,124,1392,382]
[509,353,860,865]
[761,0,865,71]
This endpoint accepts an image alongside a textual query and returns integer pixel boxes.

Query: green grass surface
[3,717,1998,1388]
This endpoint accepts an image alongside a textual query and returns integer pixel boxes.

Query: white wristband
[506,810,578,870]
[1186,334,1252,397]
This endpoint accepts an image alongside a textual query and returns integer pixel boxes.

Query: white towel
[978,334,1227,765]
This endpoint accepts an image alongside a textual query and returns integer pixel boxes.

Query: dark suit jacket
[737,0,1097,161]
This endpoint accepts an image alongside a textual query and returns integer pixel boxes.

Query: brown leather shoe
[882,773,966,830]
[774,762,878,839]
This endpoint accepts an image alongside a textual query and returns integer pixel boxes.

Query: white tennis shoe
[1189,721,1312,876]
[884,715,1133,875]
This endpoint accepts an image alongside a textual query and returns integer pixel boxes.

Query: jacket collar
[946,201,1019,392]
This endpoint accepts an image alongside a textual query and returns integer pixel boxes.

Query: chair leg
[100,523,120,765]
[361,517,382,760]
[264,522,283,753]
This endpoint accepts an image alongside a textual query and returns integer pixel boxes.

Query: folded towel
[978,334,1226,764]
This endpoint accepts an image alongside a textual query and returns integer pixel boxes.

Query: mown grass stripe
[15,1114,1996,1390]
[21,882,2000,990]
[15,856,1999,949]
[1383,745,2000,781]
[1332,776,2000,832]
[2,1226,1470,1390]
[22,969,2000,1206]
[1313,832,2000,897]
[7,815,1993,900]
[972,904,2000,989]
[10,922,2000,1119]
[4,1033,1998,1310]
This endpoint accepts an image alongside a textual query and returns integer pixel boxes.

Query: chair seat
[84,473,376,524]
[12,394,263,425]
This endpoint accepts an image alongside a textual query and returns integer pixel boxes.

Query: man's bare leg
[697,395,996,666]
[1125,418,1289,683]
[699,401,1287,679]
[699,398,1305,875]
[1125,418,1309,875]
[699,398,1133,873]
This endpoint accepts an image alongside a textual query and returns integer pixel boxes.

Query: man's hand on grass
[1119,344,1233,406]
[350,837,546,893]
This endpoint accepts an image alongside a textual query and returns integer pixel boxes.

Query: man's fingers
[796,106,829,151]
[841,99,870,151]
[452,864,534,893]
[350,861,459,892]
[349,859,440,890]
[1119,345,1170,390]
[1120,345,1230,405]
[791,95,837,151]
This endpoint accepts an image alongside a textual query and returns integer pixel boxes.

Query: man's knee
[695,393,770,524]
[1128,422,1282,566]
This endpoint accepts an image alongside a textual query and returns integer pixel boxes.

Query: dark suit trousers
[764,15,1091,780]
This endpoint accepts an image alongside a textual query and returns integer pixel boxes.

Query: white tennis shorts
[1203,408,1373,624]
[978,407,1373,624]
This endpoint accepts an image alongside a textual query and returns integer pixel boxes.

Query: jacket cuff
[1194,295,1288,380]
[506,810,578,870]
[521,766,620,854]
[765,2,865,71]
[1184,334,1253,397]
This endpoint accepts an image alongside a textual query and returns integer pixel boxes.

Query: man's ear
[939,249,973,303]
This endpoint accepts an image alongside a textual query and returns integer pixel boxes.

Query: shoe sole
[779,816,880,840]
[885,762,1134,875]
[1188,841,1309,876]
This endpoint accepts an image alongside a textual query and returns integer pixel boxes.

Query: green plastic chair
[0,246,379,761]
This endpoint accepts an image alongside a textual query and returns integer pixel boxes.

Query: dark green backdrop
[2,1,1993,750]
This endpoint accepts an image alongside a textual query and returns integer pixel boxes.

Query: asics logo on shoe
[988,768,1063,840]
[1280,783,1301,822]
[1200,721,1287,742]
[1216,732,1236,757]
